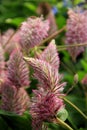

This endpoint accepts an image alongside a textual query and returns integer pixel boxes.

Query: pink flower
[66,8,87,61]
[24,57,66,92]
[37,40,60,71]
[30,90,64,130]
[7,50,30,88]
[24,53,66,129]
[20,16,50,50]
[0,80,30,115]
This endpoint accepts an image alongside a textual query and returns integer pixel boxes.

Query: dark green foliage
[0,110,32,130]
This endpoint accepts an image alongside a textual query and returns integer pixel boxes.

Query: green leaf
[77,71,86,81]
[45,122,66,130]
[65,95,86,129]
[24,2,36,12]
[57,108,68,121]
[0,110,32,130]
[56,15,66,28]
[74,0,84,5]
[0,116,12,130]
[5,17,24,26]
[80,60,87,72]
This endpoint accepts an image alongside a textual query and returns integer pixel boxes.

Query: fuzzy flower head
[20,16,50,51]
[7,50,30,88]
[24,57,66,93]
[30,90,64,130]
[66,8,87,61]
[0,80,30,115]
[37,40,60,71]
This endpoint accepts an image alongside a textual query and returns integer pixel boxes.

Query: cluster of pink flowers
[0,14,67,130]
[2,9,87,129]
[25,40,66,129]
[0,50,30,115]
[0,16,50,117]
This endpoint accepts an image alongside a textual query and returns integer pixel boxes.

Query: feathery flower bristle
[0,80,30,115]
[30,90,64,130]
[38,39,60,70]
[24,57,66,93]
[20,16,50,50]
[7,50,30,88]
[66,8,87,61]
[24,55,66,129]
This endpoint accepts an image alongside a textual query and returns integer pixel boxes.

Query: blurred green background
[0,0,86,31]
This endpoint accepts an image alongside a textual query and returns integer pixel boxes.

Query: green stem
[55,117,74,130]
[57,43,87,49]
[63,97,87,120]
[39,26,66,45]
[3,30,18,47]
[38,43,87,51]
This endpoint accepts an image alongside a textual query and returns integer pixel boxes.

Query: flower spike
[66,8,87,61]
[24,57,66,93]
[20,16,50,51]
[38,39,60,70]
[7,50,30,88]
[1,80,30,115]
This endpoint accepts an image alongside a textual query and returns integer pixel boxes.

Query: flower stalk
[63,97,87,120]
[39,26,66,45]
[38,42,87,51]
[55,117,74,130]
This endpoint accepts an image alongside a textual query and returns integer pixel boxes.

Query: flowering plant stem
[63,97,87,120]
[3,30,17,47]
[40,26,66,45]
[38,42,87,51]
[57,43,87,49]
[55,117,74,130]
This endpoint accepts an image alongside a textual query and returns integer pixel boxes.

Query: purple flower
[66,8,87,61]
[24,57,66,93]
[30,90,64,130]
[24,52,66,129]
[20,16,49,51]
[0,80,30,115]
[7,50,30,88]
[37,40,60,71]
